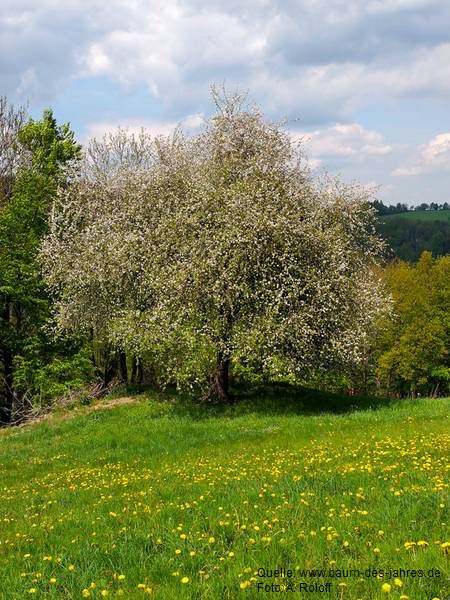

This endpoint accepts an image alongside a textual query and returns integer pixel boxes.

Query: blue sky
[2,0,450,205]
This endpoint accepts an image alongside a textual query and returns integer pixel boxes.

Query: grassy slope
[0,389,448,599]
[383,210,450,222]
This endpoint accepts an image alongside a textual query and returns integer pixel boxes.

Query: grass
[0,388,448,599]
[383,209,450,222]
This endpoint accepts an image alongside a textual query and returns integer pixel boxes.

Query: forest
[371,201,450,261]
[0,94,449,425]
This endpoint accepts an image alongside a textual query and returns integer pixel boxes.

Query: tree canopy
[0,103,85,422]
[377,252,450,396]
[41,91,390,400]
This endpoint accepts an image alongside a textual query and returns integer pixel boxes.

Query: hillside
[377,212,450,262]
[383,209,450,222]
[0,389,448,599]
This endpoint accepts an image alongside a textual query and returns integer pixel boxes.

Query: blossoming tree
[41,90,390,401]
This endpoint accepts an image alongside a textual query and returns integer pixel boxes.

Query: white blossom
[40,89,391,397]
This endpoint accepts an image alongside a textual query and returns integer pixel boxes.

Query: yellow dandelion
[382,583,392,593]
[180,577,189,584]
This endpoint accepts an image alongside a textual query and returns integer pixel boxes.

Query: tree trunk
[129,355,139,386]
[103,354,117,386]
[118,352,128,384]
[210,351,232,402]
[136,361,143,386]
[0,298,14,424]
[0,346,14,424]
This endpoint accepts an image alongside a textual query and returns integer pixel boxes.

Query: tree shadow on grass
[140,382,396,421]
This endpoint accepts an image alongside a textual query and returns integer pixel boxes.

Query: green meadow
[383,210,450,222]
[0,389,448,599]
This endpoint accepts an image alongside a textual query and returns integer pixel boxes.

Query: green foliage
[18,109,81,179]
[13,340,94,406]
[0,106,87,421]
[371,199,449,217]
[144,325,216,395]
[370,199,410,215]
[378,216,450,262]
[377,252,450,396]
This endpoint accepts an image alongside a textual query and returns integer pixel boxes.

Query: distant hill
[377,210,450,262]
[383,209,450,223]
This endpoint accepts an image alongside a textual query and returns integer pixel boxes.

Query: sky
[1,0,450,206]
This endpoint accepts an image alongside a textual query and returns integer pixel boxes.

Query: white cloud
[77,4,450,122]
[83,112,204,142]
[2,0,450,207]
[2,0,450,123]
[367,0,439,14]
[393,132,450,176]
[293,123,394,167]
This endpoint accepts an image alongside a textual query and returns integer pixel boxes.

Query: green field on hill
[383,210,450,222]
[0,390,448,599]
